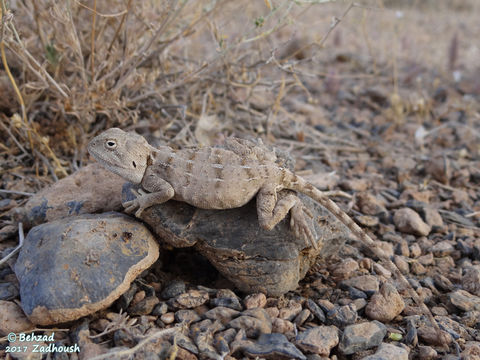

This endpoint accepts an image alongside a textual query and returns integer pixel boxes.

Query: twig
[0,222,24,266]
[89,327,180,360]
[0,189,34,196]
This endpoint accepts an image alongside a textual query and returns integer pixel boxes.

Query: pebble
[243,293,267,309]
[417,327,452,346]
[0,282,19,301]
[214,328,236,356]
[462,267,480,296]
[279,301,303,321]
[409,243,422,258]
[393,208,431,236]
[417,345,437,360]
[373,263,391,278]
[294,309,312,327]
[175,309,201,324]
[395,239,410,257]
[449,290,480,311]
[422,207,444,229]
[341,275,379,295]
[175,290,209,309]
[272,318,295,335]
[151,302,168,316]
[410,261,427,275]
[365,282,405,322]
[433,273,454,291]
[128,296,159,316]
[331,258,359,279]
[326,303,357,328]
[210,296,243,311]
[393,255,409,274]
[228,315,272,338]
[0,300,34,335]
[160,280,186,299]
[362,342,409,360]
[418,252,434,265]
[295,326,339,356]
[204,306,240,325]
[241,333,306,360]
[431,241,454,257]
[160,312,175,324]
[338,320,387,355]
[265,306,280,318]
[305,299,326,323]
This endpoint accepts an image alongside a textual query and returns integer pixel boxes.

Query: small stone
[410,261,427,275]
[356,192,388,216]
[431,241,454,257]
[393,208,431,236]
[362,342,409,360]
[175,309,201,324]
[417,327,452,346]
[417,252,434,265]
[175,347,198,360]
[326,304,357,328]
[151,302,168,316]
[272,318,295,335]
[160,312,175,324]
[294,309,311,327]
[265,306,280,318]
[211,296,243,311]
[462,267,480,296]
[417,345,437,360]
[175,290,209,309]
[296,326,339,356]
[128,296,159,316]
[279,301,302,321]
[355,215,379,227]
[331,258,359,280]
[160,280,186,299]
[214,328,236,356]
[409,243,422,258]
[228,315,272,338]
[347,286,367,300]
[341,275,379,295]
[433,273,453,291]
[395,239,410,257]
[0,300,34,335]
[352,298,368,311]
[461,342,480,359]
[242,333,306,360]
[449,290,480,311]
[205,306,240,325]
[393,255,409,274]
[338,320,387,355]
[305,299,326,323]
[422,207,444,229]
[373,263,392,278]
[0,282,19,301]
[244,293,267,309]
[365,282,405,322]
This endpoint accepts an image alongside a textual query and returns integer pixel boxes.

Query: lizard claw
[290,203,318,249]
[123,188,146,217]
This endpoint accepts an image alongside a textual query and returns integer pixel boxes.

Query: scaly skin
[88,128,444,338]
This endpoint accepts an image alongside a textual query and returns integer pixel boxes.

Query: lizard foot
[290,202,318,249]
[124,188,148,217]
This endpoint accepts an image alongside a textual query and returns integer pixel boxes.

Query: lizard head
[88,128,153,184]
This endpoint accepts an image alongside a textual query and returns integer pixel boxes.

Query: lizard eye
[105,140,117,150]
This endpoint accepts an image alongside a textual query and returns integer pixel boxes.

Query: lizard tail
[287,173,443,336]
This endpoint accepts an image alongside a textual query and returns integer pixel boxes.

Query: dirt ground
[0,0,479,359]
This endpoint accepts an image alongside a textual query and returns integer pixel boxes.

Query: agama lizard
[88,127,445,339]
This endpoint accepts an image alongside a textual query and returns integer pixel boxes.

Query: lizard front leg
[124,176,174,217]
[256,186,318,248]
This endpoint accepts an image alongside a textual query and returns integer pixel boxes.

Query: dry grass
[0,0,478,188]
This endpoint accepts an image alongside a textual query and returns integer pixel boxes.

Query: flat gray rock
[124,183,348,296]
[14,213,159,325]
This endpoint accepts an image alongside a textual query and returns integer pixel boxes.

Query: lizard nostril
[132,161,136,168]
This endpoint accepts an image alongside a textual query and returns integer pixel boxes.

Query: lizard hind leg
[256,186,318,249]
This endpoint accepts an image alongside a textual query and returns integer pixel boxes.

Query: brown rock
[175,290,209,309]
[161,312,175,324]
[228,315,272,338]
[279,301,302,321]
[449,290,480,311]
[393,255,409,274]
[244,293,267,309]
[462,267,480,296]
[417,345,437,360]
[356,192,388,216]
[272,318,295,335]
[0,301,34,335]
[393,208,431,236]
[296,325,339,356]
[417,327,452,346]
[409,243,422,258]
[342,275,379,294]
[365,282,405,322]
[331,258,359,280]
[204,306,240,325]
[15,163,124,229]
